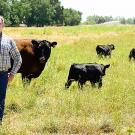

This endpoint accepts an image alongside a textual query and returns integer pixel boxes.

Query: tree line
[0,0,82,26]
[84,15,135,25]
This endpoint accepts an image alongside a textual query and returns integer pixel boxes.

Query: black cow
[96,44,115,57]
[9,39,57,86]
[129,48,135,61]
[65,63,110,89]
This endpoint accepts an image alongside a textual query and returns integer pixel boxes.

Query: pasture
[0,25,135,135]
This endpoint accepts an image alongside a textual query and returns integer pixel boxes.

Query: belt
[0,71,8,73]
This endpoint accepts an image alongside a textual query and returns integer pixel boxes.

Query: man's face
[0,19,4,33]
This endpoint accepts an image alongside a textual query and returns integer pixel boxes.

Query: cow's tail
[129,51,132,61]
[96,46,100,54]
[67,64,75,79]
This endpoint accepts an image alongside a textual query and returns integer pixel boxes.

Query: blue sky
[60,0,135,21]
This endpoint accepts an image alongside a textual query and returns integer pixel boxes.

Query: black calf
[96,44,115,57]
[65,63,110,89]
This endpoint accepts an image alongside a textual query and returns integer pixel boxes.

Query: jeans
[0,71,8,121]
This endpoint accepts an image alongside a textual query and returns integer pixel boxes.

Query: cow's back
[96,45,107,53]
[15,39,34,54]
[85,64,102,80]
[68,64,85,81]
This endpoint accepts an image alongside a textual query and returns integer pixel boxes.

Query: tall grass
[0,25,134,135]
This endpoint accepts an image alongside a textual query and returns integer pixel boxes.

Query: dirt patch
[99,124,114,133]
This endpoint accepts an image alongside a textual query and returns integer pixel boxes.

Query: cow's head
[32,40,57,63]
[108,44,115,50]
[101,64,110,76]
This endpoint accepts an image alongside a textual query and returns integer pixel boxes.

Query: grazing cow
[129,48,135,61]
[9,39,57,85]
[65,63,110,89]
[96,44,115,57]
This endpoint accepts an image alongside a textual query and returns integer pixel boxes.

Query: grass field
[0,25,135,135]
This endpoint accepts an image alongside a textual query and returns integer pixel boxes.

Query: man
[0,16,22,123]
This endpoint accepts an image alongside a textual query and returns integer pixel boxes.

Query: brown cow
[9,39,57,86]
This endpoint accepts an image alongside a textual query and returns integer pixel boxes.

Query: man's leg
[0,71,8,123]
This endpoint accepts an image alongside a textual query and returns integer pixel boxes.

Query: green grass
[0,25,135,135]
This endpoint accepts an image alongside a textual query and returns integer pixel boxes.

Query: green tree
[97,16,105,24]
[0,0,11,25]
[133,17,135,24]
[9,0,22,26]
[120,18,126,24]
[50,0,64,25]
[85,15,114,25]
[19,0,32,24]
[63,8,82,26]
[85,16,96,24]
[0,0,81,26]
[25,0,59,26]
[126,18,133,24]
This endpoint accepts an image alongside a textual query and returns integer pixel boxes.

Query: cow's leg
[65,79,73,89]
[101,54,106,59]
[108,51,111,58]
[129,54,132,61]
[99,54,103,58]
[91,81,96,88]
[96,51,101,58]
[78,80,85,89]
[133,56,135,61]
[98,77,102,88]
[129,52,132,61]
[109,53,111,58]
[21,74,32,87]
[104,54,108,58]
[78,82,83,89]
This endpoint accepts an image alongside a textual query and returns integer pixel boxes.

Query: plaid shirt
[0,34,22,75]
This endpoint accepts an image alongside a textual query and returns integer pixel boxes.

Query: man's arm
[9,39,22,79]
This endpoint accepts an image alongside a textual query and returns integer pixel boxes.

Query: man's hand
[8,73,14,82]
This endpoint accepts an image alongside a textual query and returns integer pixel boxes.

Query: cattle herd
[10,40,135,89]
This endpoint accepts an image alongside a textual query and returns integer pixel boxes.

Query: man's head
[0,16,4,33]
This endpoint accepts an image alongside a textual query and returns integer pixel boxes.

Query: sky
[60,0,135,22]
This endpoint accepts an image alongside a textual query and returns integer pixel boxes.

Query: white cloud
[60,0,135,21]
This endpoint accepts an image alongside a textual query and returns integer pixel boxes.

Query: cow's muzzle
[39,57,46,63]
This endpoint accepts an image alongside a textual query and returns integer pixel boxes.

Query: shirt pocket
[1,44,10,54]
[1,45,11,67]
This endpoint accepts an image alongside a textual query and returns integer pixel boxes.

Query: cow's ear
[51,42,57,48]
[105,64,110,68]
[31,40,39,46]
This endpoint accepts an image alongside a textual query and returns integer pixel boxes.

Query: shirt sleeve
[9,39,22,75]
